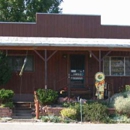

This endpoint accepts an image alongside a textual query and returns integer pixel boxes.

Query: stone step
[13,109,32,113]
[13,113,32,116]
[14,102,34,108]
[12,102,35,119]
[14,107,33,110]
[12,115,35,119]
[13,109,33,115]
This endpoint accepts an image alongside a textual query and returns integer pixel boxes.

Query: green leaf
[0,0,63,22]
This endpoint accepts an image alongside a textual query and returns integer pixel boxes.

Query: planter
[41,105,64,116]
[0,107,12,117]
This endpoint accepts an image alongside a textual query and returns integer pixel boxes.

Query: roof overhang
[0,36,130,51]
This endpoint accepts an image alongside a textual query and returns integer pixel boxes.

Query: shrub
[69,102,89,121]
[83,102,109,123]
[125,85,130,91]
[41,115,62,123]
[0,89,14,104]
[67,102,109,122]
[60,108,77,120]
[37,89,58,105]
[0,51,12,86]
[41,116,49,122]
[1,102,14,109]
[110,114,130,123]
[108,91,130,108]
[114,96,130,115]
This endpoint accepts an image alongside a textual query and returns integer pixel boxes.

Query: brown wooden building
[1,13,130,101]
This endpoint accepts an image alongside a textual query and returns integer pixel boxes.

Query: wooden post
[34,91,39,119]
[34,50,57,90]
[99,50,101,71]
[35,100,39,119]
[45,50,47,89]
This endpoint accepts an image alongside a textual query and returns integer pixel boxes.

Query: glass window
[103,57,110,75]
[111,57,124,76]
[125,57,130,75]
[8,56,34,72]
[103,57,130,76]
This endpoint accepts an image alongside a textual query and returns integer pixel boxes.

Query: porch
[1,37,130,102]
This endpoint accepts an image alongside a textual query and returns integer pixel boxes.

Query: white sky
[60,0,130,26]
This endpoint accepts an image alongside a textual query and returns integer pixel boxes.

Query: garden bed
[40,105,64,116]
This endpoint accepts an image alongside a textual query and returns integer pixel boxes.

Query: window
[103,57,130,76]
[8,56,34,72]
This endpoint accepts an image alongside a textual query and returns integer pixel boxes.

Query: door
[70,55,85,88]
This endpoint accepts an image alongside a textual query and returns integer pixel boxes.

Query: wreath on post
[95,72,105,99]
[95,72,105,82]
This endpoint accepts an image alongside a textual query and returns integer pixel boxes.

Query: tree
[0,52,12,86]
[0,0,25,22]
[0,0,63,22]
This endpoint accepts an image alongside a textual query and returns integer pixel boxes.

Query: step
[12,101,35,119]
[13,109,32,113]
[14,102,34,108]
[13,112,33,116]
[13,112,32,116]
[12,115,35,119]
[13,106,32,110]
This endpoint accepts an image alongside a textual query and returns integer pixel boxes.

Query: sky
[60,0,130,26]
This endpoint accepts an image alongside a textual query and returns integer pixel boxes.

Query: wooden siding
[1,50,130,97]
[1,13,130,98]
[1,50,68,94]
[0,13,130,38]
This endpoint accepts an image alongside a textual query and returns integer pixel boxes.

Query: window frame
[8,55,34,72]
[103,56,130,76]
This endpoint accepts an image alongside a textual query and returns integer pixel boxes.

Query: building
[0,13,130,101]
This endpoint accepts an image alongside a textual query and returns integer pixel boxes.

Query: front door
[70,55,85,88]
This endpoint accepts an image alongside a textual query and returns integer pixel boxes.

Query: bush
[83,102,109,123]
[108,91,130,108]
[0,89,14,104]
[37,89,58,105]
[110,114,130,123]
[1,102,14,109]
[114,96,130,115]
[125,85,130,91]
[66,102,109,122]
[41,115,62,123]
[60,108,77,120]
[0,51,12,86]
[69,102,88,121]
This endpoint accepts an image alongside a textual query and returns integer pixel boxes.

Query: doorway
[70,55,85,88]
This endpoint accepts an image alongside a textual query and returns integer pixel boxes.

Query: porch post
[45,50,47,89]
[99,50,101,71]
[34,50,57,90]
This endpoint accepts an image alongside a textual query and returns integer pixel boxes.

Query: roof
[0,36,130,49]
